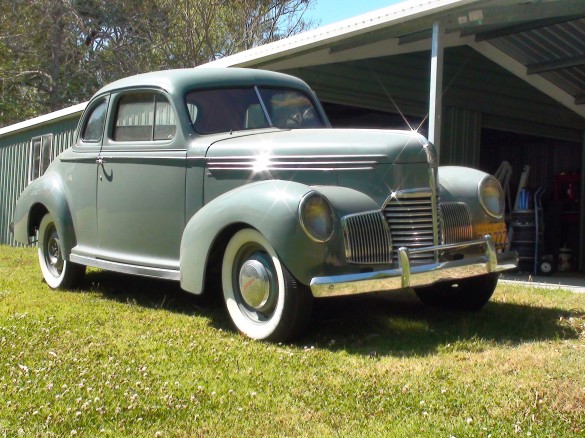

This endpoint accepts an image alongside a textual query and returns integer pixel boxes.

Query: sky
[305,0,403,27]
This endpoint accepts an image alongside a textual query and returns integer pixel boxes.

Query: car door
[65,95,109,258]
[96,90,186,270]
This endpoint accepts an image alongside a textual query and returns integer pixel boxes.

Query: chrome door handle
[96,157,106,165]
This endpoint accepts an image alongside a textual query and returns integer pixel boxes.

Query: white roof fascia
[0,101,87,138]
[200,0,480,69]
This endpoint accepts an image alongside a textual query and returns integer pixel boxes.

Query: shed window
[29,134,53,183]
[113,93,176,142]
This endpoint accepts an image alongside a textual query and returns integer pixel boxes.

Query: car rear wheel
[38,213,85,289]
[414,273,499,311]
[221,228,312,341]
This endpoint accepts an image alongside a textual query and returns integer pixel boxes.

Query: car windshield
[185,86,325,134]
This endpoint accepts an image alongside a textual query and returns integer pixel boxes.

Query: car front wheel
[414,273,499,310]
[221,228,312,341]
[38,213,85,289]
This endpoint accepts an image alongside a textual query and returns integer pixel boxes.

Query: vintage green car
[13,68,517,341]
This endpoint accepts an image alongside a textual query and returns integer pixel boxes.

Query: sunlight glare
[252,152,272,173]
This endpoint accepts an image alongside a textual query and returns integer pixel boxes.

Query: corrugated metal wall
[441,106,482,167]
[479,129,582,188]
[0,117,80,246]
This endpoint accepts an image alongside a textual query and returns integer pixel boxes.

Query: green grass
[1,246,584,437]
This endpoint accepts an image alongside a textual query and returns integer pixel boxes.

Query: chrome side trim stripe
[208,166,375,171]
[202,154,386,160]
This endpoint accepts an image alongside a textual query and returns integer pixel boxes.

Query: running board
[69,254,181,281]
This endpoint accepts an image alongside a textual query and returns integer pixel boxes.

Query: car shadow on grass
[81,270,233,331]
[80,270,581,357]
[305,289,583,357]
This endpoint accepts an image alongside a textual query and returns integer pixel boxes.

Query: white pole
[428,21,444,161]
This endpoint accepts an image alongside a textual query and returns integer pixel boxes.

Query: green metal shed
[0,104,85,245]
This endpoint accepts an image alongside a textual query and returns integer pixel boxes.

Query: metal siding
[0,140,27,246]
[479,129,582,189]
[440,106,482,167]
[0,117,79,246]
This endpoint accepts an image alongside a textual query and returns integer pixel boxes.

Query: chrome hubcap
[45,228,63,276]
[239,259,271,310]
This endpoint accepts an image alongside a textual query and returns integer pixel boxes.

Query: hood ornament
[423,142,438,167]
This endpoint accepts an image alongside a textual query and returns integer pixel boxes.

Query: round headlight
[299,193,334,242]
[479,176,504,218]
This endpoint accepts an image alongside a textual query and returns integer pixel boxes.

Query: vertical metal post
[428,21,444,160]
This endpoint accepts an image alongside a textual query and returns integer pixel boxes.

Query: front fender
[180,180,380,294]
[438,166,499,225]
[13,173,76,257]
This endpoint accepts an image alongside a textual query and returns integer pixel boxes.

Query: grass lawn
[1,245,584,437]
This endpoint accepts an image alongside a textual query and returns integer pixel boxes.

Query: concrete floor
[501,270,585,293]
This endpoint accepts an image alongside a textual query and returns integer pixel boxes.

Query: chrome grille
[342,211,392,264]
[439,202,473,244]
[383,192,436,264]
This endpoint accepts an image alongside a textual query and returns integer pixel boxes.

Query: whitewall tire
[221,228,312,341]
[38,213,85,289]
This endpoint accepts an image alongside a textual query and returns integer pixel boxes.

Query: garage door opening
[480,129,582,274]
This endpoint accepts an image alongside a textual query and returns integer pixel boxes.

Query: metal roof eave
[0,102,87,139]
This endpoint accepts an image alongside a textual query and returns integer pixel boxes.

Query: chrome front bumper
[310,235,518,298]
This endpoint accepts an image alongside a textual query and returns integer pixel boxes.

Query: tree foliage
[0,0,316,127]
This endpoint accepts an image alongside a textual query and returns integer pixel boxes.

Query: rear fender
[13,173,76,257]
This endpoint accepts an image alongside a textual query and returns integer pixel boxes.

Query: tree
[0,0,98,125]
[151,0,315,67]
[0,0,316,128]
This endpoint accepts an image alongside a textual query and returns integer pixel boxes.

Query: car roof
[94,68,311,98]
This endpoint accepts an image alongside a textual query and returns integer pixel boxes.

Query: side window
[81,99,108,142]
[154,94,177,140]
[113,93,176,142]
[29,134,53,183]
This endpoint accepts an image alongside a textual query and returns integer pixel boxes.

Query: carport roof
[202,0,585,119]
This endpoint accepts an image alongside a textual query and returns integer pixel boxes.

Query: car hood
[205,128,434,165]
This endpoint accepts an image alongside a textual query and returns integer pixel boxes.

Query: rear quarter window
[81,99,108,142]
